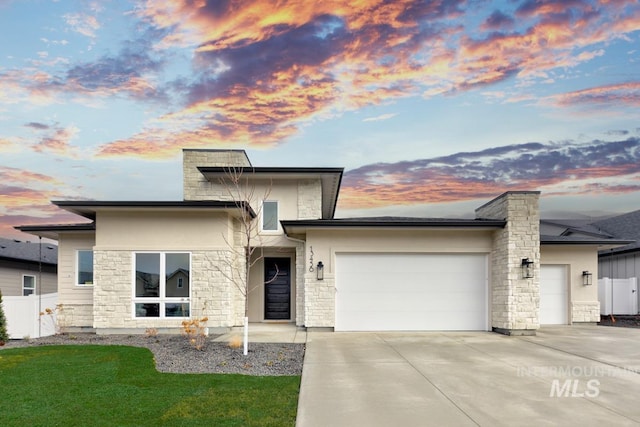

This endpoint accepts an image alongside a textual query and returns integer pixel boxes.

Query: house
[16,149,632,335]
[0,237,57,297]
[541,213,640,280]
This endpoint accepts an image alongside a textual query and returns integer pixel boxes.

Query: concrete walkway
[296,326,640,426]
[211,323,307,343]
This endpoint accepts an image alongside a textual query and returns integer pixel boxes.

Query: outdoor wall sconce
[521,258,534,279]
[582,271,593,286]
[316,261,324,281]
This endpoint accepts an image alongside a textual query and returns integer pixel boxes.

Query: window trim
[132,252,191,319]
[76,250,94,287]
[22,274,36,296]
[261,200,279,232]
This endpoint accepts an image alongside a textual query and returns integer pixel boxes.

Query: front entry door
[264,258,291,320]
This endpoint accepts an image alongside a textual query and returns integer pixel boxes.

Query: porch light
[582,271,593,286]
[316,261,324,281]
[521,258,534,279]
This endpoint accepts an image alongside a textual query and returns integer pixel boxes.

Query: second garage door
[335,253,488,331]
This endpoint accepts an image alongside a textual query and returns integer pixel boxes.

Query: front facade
[18,149,631,335]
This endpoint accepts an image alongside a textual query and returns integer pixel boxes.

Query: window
[262,201,278,231]
[77,250,94,285]
[23,275,35,296]
[133,252,190,318]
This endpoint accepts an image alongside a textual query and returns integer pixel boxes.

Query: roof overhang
[281,218,506,236]
[51,200,256,221]
[197,166,343,219]
[15,223,96,241]
[541,235,634,250]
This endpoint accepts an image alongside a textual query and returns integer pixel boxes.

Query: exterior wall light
[521,258,534,279]
[582,271,593,286]
[316,261,324,281]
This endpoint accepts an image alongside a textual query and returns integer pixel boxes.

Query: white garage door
[335,253,488,331]
[540,265,568,324]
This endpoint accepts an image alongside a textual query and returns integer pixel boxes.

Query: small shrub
[145,328,158,337]
[39,304,63,335]
[181,317,208,351]
[0,290,9,345]
[228,334,242,349]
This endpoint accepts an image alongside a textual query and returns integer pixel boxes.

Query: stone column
[476,191,540,335]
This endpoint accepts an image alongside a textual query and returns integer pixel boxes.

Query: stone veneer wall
[93,249,243,332]
[572,301,600,323]
[304,274,335,328]
[183,149,251,201]
[298,179,322,219]
[294,243,305,326]
[475,192,541,335]
[57,304,93,331]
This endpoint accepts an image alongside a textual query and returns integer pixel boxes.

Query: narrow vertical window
[262,201,278,231]
[23,275,36,296]
[77,250,94,285]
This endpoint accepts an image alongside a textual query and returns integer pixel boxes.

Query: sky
[1,0,640,240]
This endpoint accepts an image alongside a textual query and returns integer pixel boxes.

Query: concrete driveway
[296,326,640,426]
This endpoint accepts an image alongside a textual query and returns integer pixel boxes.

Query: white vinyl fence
[3,293,58,339]
[598,278,638,315]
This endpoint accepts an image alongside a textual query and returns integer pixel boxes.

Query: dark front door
[264,258,291,320]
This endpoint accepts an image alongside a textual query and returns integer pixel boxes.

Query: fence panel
[3,293,58,339]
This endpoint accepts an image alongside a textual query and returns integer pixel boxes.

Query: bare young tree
[216,166,275,355]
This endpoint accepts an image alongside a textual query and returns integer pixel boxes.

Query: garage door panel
[335,253,488,331]
[540,265,568,325]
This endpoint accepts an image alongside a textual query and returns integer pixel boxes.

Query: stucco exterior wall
[476,192,540,334]
[302,228,495,328]
[96,211,230,249]
[541,245,600,323]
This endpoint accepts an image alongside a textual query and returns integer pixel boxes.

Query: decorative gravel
[1,334,305,376]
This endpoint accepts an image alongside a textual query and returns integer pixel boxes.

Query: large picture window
[77,250,94,285]
[133,252,190,318]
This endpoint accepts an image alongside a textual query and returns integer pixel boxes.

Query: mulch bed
[598,315,640,328]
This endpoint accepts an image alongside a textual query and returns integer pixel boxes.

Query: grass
[0,345,300,426]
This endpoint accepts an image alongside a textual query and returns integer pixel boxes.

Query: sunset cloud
[339,137,640,208]
[87,0,639,158]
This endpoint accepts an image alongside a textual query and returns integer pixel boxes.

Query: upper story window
[23,275,35,296]
[262,201,279,231]
[77,250,94,286]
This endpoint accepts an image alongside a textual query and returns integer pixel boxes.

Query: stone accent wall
[572,301,600,323]
[475,191,541,334]
[92,249,242,332]
[57,304,93,331]
[304,274,335,327]
[294,243,305,326]
[298,179,322,219]
[183,149,251,200]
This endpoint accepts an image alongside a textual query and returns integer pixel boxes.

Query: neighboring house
[0,237,57,297]
[541,213,640,280]
[593,211,640,280]
[17,149,632,335]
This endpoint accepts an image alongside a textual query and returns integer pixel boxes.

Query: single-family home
[17,149,632,335]
[0,237,57,297]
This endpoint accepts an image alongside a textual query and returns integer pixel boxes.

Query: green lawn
[0,345,300,426]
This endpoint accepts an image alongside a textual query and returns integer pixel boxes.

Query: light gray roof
[0,237,58,265]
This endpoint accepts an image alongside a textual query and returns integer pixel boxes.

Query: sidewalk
[211,323,307,344]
